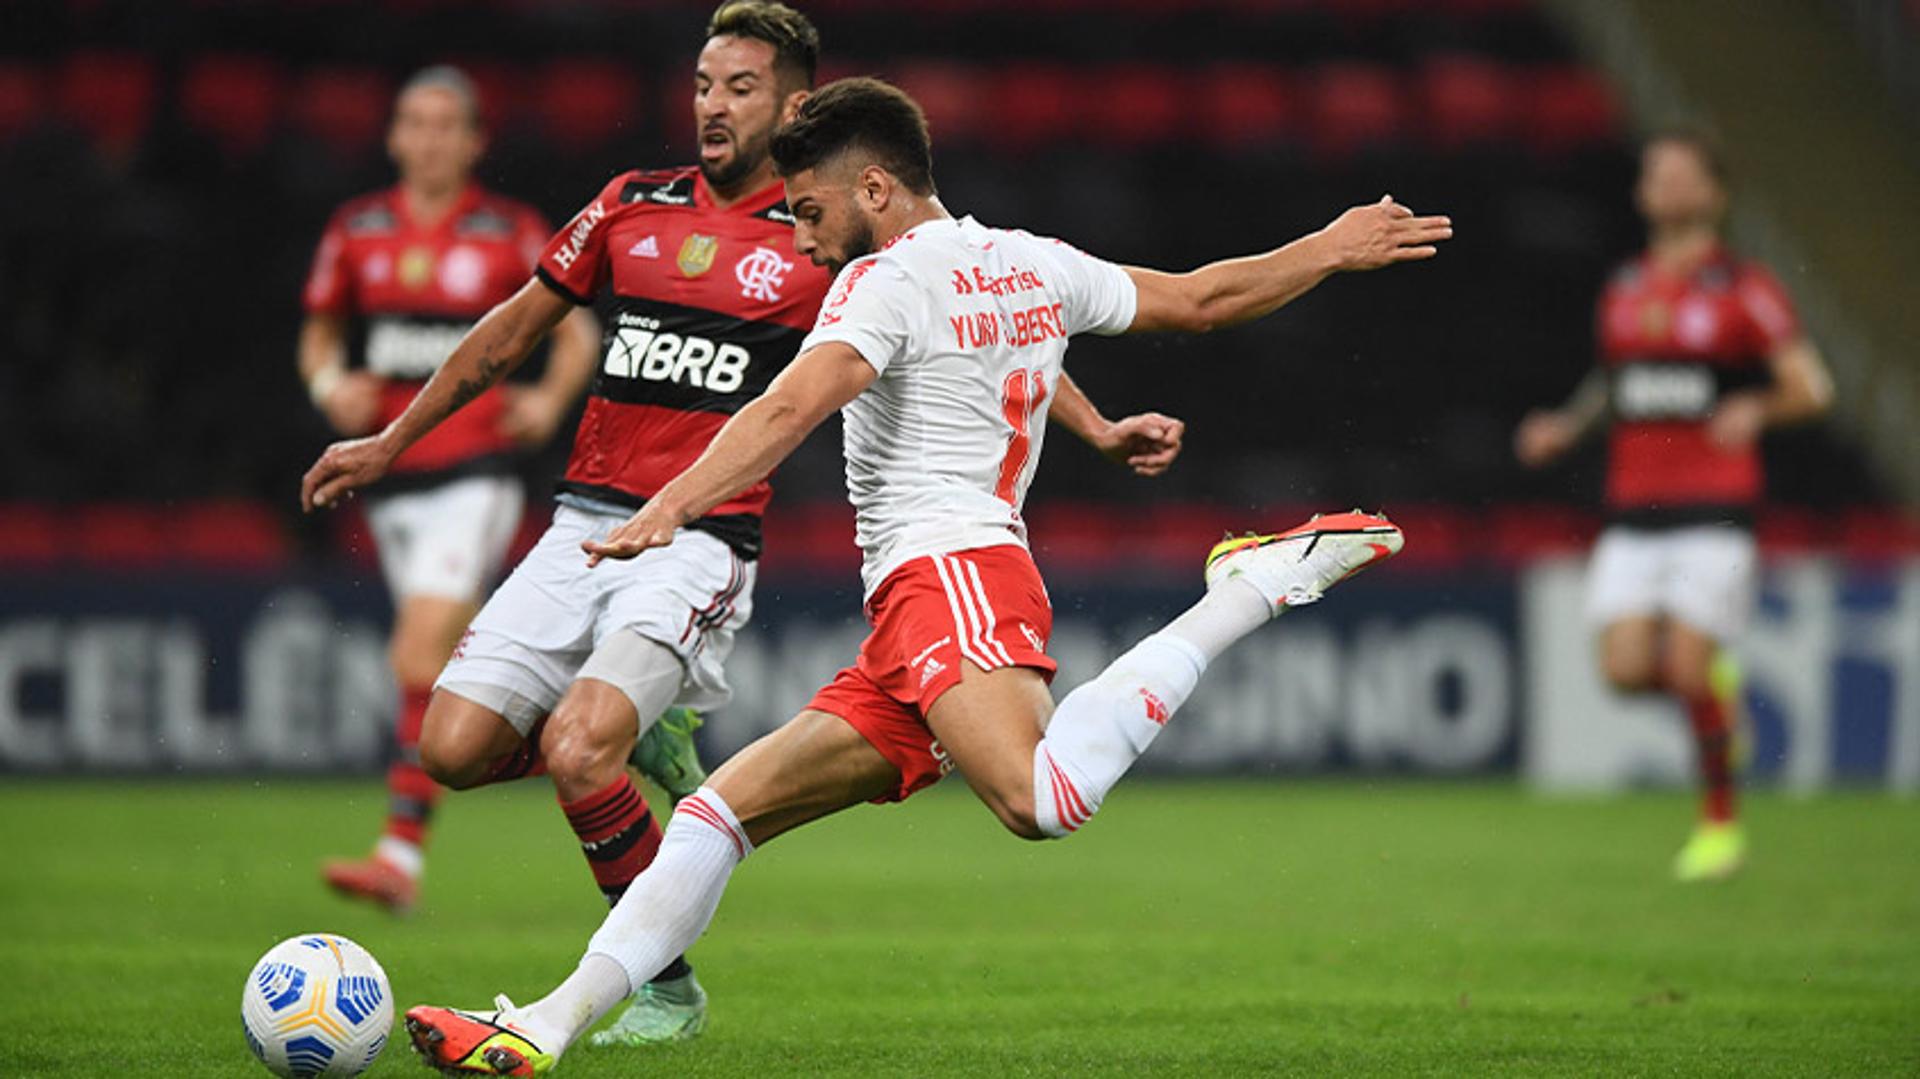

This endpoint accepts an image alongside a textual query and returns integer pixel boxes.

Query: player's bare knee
[1601,652,1658,693]
[416,733,483,789]
[540,705,627,796]
[1662,656,1712,700]
[991,790,1047,841]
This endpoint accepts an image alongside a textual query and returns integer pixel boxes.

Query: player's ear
[859,164,891,211]
[778,89,809,125]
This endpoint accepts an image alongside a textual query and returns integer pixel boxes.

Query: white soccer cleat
[1204,510,1404,612]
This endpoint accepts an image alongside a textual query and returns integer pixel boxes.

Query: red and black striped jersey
[1597,247,1800,526]
[305,184,550,488]
[534,166,833,559]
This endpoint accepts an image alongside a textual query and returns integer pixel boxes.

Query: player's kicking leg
[937,510,1402,840]
[405,709,899,1074]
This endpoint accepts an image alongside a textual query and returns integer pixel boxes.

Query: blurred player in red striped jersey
[1515,127,1832,881]
[300,66,602,912]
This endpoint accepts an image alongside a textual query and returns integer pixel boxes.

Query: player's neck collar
[696,169,786,214]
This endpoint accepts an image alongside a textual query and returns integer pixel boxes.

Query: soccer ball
[240,933,393,1078]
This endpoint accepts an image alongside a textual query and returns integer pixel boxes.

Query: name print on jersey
[550,201,606,272]
[950,302,1068,350]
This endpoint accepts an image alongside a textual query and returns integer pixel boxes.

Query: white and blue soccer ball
[240,933,392,1078]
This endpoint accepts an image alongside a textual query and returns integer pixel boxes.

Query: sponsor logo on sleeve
[551,201,607,272]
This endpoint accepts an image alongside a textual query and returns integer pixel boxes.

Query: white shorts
[435,503,755,736]
[364,475,524,602]
[1584,524,1757,641]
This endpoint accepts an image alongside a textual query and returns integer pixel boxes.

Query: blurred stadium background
[2,0,1915,791]
[4,1,1920,1075]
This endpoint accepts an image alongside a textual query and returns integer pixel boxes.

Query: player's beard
[699,127,772,194]
[825,216,876,277]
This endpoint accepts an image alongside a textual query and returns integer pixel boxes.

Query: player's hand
[498,385,570,448]
[319,371,384,436]
[582,504,680,567]
[1514,409,1578,468]
[1319,195,1452,271]
[1707,392,1767,450]
[1095,412,1186,477]
[302,434,397,512]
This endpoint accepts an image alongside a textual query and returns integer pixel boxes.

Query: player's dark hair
[770,77,936,196]
[399,65,484,130]
[707,1,820,90]
[1644,123,1729,187]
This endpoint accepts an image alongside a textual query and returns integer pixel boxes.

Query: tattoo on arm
[448,353,508,412]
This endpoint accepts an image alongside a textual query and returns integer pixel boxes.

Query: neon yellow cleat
[632,708,708,804]
[405,997,555,1075]
[1673,821,1747,883]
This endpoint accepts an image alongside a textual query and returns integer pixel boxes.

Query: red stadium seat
[890,63,986,145]
[172,501,290,570]
[1489,504,1597,562]
[1302,63,1405,161]
[1417,57,1517,152]
[0,63,43,142]
[74,504,172,568]
[1084,65,1183,148]
[179,55,287,158]
[449,60,521,134]
[982,64,1077,151]
[1839,508,1920,563]
[55,52,157,155]
[291,67,394,156]
[531,60,642,152]
[0,504,60,566]
[1521,67,1620,152]
[1196,63,1299,152]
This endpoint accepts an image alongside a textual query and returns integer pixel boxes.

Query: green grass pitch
[1,778,1914,1076]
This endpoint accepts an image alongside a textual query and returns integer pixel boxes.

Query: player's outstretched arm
[582,342,878,565]
[301,277,574,510]
[1124,195,1451,335]
[1048,372,1185,477]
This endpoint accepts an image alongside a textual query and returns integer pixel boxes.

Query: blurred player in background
[299,66,601,912]
[304,3,1180,1048]
[399,76,1448,1075]
[1515,127,1831,882]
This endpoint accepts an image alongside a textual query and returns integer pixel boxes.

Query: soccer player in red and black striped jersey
[303,2,1184,1047]
[300,66,601,914]
[1516,127,1832,881]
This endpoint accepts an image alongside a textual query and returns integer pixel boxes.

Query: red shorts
[806,544,1056,802]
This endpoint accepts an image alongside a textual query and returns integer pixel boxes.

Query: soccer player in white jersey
[403,77,1452,1076]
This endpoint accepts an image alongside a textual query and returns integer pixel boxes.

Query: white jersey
[797,215,1138,597]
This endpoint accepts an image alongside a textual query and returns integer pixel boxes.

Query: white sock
[1032,632,1206,837]
[1161,576,1274,661]
[518,787,752,1051]
[374,836,423,879]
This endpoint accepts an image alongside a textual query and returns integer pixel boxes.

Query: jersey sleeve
[1735,264,1802,350]
[1036,238,1137,337]
[302,209,353,316]
[798,256,924,375]
[535,173,627,305]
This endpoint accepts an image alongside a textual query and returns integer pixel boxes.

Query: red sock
[1685,693,1736,823]
[560,775,664,906]
[382,687,441,849]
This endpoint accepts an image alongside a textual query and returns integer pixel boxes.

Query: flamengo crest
[735,245,793,303]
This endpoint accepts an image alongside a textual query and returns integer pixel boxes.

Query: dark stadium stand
[0,0,1892,562]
